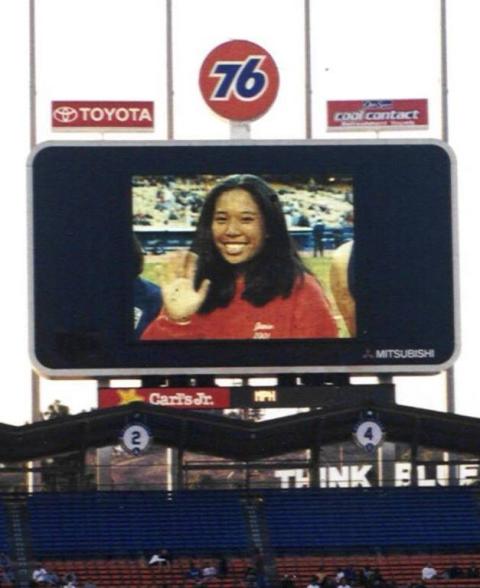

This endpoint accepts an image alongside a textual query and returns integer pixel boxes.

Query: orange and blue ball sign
[199,40,279,122]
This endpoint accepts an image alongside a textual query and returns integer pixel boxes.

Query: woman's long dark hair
[192,174,310,313]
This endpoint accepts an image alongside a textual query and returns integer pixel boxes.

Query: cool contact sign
[327,99,428,131]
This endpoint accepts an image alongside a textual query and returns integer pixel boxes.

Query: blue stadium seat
[27,490,249,558]
[261,487,480,553]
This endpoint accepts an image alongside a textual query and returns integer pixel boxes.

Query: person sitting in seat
[62,571,78,588]
[32,563,60,586]
[186,560,202,584]
[217,555,228,578]
[466,562,480,578]
[421,563,437,581]
[148,548,173,567]
[200,561,218,585]
[442,562,463,579]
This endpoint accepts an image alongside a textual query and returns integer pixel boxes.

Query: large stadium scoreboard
[29,140,457,378]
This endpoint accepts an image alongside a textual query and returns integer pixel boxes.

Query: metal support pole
[440,0,455,417]
[309,445,320,488]
[29,0,37,149]
[166,0,174,140]
[29,0,43,496]
[245,462,251,491]
[29,0,41,424]
[411,419,419,486]
[440,0,449,144]
[230,121,251,139]
[304,0,312,139]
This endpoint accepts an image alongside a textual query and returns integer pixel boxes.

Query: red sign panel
[51,101,154,130]
[199,40,279,121]
[98,387,231,409]
[327,99,428,131]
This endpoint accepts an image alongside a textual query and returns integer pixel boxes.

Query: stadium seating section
[31,554,480,588]
[0,498,11,553]
[262,486,480,552]
[27,490,250,557]
[276,554,480,588]
[1,487,480,585]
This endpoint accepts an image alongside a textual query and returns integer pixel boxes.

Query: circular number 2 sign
[199,39,279,121]
[120,423,152,456]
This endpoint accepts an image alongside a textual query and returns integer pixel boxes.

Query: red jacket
[141,274,338,340]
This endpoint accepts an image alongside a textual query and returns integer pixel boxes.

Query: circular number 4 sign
[353,419,385,453]
[199,39,279,121]
[120,423,152,456]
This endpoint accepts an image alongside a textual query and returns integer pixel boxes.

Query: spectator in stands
[313,566,328,586]
[466,562,480,578]
[337,578,352,588]
[329,240,356,336]
[342,565,357,585]
[420,563,437,581]
[295,212,311,227]
[31,563,60,586]
[332,226,345,249]
[312,221,325,257]
[142,174,338,340]
[244,566,257,588]
[371,568,385,587]
[283,208,294,227]
[306,575,320,588]
[148,548,173,567]
[82,582,97,588]
[62,571,78,587]
[252,548,266,588]
[133,234,162,338]
[335,568,345,583]
[200,561,218,584]
[321,576,336,588]
[0,552,14,583]
[280,574,296,588]
[442,562,463,579]
[217,555,229,578]
[186,560,202,583]
[359,565,375,587]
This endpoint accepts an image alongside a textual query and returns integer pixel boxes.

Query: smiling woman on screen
[141,174,338,340]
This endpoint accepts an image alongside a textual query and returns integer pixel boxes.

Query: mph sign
[51,101,154,131]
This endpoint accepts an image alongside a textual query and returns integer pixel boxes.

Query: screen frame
[28,139,459,378]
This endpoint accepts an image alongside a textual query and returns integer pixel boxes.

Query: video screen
[29,141,457,377]
[132,174,355,341]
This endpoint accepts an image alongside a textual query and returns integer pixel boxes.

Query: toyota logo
[53,106,78,123]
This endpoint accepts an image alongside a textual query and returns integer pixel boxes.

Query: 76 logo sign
[199,40,279,121]
[210,56,268,101]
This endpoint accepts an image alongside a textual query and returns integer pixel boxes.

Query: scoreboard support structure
[95,374,397,490]
[98,374,395,410]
